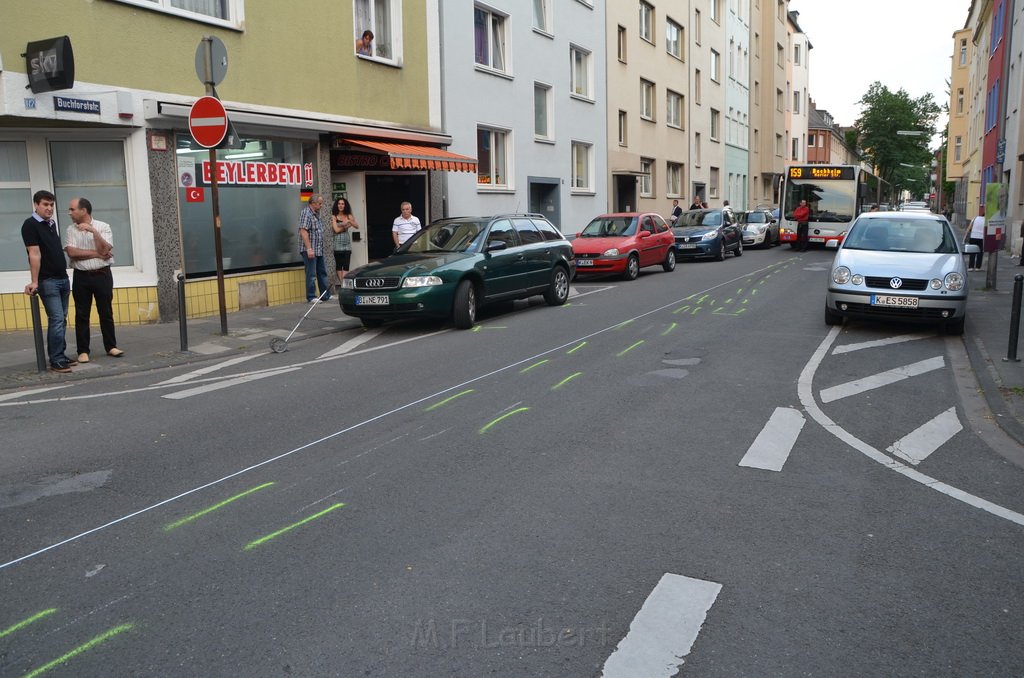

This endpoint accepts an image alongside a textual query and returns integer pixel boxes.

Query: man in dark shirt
[22,189,75,372]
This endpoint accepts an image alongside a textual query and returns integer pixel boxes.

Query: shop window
[355,0,400,61]
[111,0,243,29]
[0,141,31,272]
[477,126,509,188]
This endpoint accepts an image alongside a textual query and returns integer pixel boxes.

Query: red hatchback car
[572,212,677,280]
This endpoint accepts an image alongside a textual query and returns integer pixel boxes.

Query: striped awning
[339,138,477,172]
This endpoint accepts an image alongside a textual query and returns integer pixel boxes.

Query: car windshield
[580,216,638,237]
[403,221,487,253]
[843,218,958,254]
[740,212,766,224]
[678,211,721,227]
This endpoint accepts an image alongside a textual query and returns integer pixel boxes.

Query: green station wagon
[338,214,575,329]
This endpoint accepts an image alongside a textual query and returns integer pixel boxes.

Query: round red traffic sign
[188,95,228,148]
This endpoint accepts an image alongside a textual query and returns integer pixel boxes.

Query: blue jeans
[38,277,70,365]
[301,251,330,301]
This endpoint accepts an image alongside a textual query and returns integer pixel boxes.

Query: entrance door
[528,178,560,230]
[365,174,427,260]
[614,174,637,212]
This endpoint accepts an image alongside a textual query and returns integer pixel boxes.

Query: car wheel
[944,315,966,335]
[622,254,640,280]
[734,240,743,257]
[662,248,677,272]
[452,279,477,329]
[824,304,843,326]
[716,239,727,262]
[361,317,383,328]
[544,266,570,306]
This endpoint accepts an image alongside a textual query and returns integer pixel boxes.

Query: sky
[790,0,970,141]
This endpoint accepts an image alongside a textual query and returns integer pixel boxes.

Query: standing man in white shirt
[392,201,421,248]
[64,197,123,362]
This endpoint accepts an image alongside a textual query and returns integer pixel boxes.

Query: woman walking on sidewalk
[966,206,985,271]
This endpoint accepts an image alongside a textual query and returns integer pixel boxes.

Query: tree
[854,82,941,200]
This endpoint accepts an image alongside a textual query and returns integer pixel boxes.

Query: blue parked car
[672,208,744,261]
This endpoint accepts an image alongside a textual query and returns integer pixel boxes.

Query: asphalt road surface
[2,246,1022,677]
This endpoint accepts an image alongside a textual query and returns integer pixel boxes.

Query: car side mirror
[486,240,508,252]
[639,230,651,238]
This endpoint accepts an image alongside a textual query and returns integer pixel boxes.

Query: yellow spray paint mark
[164,482,276,531]
[691,307,702,316]
[617,340,645,357]
[479,407,530,434]
[551,372,583,390]
[672,305,691,315]
[661,322,678,336]
[24,623,134,678]
[424,389,475,412]
[566,341,587,355]
[244,503,346,551]
[0,608,57,639]
[471,325,507,332]
[615,319,634,329]
[519,359,550,374]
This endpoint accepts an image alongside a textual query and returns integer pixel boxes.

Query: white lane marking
[800,328,1024,527]
[831,332,935,355]
[887,407,963,465]
[318,328,384,359]
[819,356,945,403]
[154,354,261,385]
[0,384,74,402]
[602,573,722,678]
[739,407,806,472]
[0,264,784,569]
[161,367,301,400]
[570,284,616,299]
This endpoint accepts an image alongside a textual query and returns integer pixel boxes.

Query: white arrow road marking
[739,407,806,471]
[602,573,722,678]
[802,327,1024,527]
[318,328,384,359]
[831,332,935,355]
[161,367,300,400]
[819,355,944,403]
[0,384,74,402]
[887,406,963,465]
[155,354,261,385]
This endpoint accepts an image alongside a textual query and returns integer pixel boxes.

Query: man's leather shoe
[107,348,125,357]
[78,353,90,363]
[50,362,72,373]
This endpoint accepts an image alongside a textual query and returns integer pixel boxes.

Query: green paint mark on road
[691,307,702,316]
[615,319,634,329]
[661,322,678,336]
[479,407,530,434]
[0,608,56,639]
[672,304,691,315]
[566,341,587,355]
[520,359,550,374]
[244,503,346,551]
[551,372,583,390]
[424,389,475,412]
[617,340,645,357]
[164,482,276,532]
[24,623,134,678]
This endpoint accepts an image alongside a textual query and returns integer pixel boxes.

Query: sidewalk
[1,258,1022,445]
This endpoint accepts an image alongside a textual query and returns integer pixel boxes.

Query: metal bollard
[1006,274,1024,363]
[177,272,189,352]
[29,293,47,372]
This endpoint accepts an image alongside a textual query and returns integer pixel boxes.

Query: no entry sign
[188,95,228,148]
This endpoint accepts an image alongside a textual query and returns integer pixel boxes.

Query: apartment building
[749,0,790,209]
[786,10,810,165]
[724,0,751,209]
[948,28,973,227]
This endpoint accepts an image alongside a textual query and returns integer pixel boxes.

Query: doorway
[528,178,561,230]
[614,174,638,212]
[365,174,427,260]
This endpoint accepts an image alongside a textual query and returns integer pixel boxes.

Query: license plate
[356,295,389,305]
[679,243,697,249]
[871,294,919,308]
[809,237,824,242]
[576,259,594,267]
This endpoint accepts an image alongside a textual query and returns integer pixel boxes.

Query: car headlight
[756,226,767,234]
[602,248,621,257]
[851,274,864,285]
[832,266,852,284]
[944,272,965,291]
[402,275,443,288]
[340,278,355,289]
[701,231,717,241]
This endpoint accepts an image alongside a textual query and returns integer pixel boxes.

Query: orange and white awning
[338,138,477,173]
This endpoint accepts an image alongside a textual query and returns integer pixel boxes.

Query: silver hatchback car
[824,212,981,335]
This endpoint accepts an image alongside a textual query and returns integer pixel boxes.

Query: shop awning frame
[338,138,477,173]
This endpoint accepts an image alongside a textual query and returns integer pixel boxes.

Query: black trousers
[72,267,117,355]
[796,223,809,250]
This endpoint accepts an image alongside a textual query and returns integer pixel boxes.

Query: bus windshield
[783,179,857,223]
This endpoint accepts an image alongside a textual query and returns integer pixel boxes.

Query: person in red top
[792,199,811,251]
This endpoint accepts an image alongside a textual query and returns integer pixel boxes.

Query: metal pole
[177,272,189,352]
[202,37,228,336]
[1005,274,1023,362]
[29,293,46,372]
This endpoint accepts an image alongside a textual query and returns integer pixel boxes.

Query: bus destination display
[787,166,855,181]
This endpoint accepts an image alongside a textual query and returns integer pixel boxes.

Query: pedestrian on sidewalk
[392,201,421,248]
[64,197,123,362]
[21,189,77,373]
[331,197,359,283]
[793,199,811,251]
[966,206,985,271]
[299,194,330,303]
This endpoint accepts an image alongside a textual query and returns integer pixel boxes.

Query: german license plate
[355,295,389,305]
[679,243,697,249]
[576,259,594,267]
[809,237,824,242]
[871,294,918,308]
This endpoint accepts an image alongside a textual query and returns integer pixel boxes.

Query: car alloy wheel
[622,254,640,280]
[663,248,676,272]
[544,266,570,305]
[453,279,477,329]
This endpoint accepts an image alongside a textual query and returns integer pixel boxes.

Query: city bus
[779,165,887,248]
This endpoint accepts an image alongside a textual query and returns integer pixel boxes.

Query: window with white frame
[355,0,398,60]
[775,133,783,157]
[776,88,783,111]
[0,141,33,271]
[112,0,242,27]
[534,83,552,140]
[694,9,702,44]
[666,90,682,128]
[618,25,627,61]
[570,45,593,98]
[957,88,964,114]
[640,2,654,42]
[709,167,719,198]
[954,135,962,162]
[666,19,682,59]
[695,69,702,105]
[808,133,816,147]
[571,142,593,191]
[477,126,509,187]
[533,0,551,33]
[729,40,735,78]
[794,43,801,66]
[694,133,702,166]
[959,38,967,65]
[710,109,720,141]
[666,162,682,197]
[793,89,800,114]
[710,0,720,23]
[710,49,720,82]
[474,6,509,73]
[639,158,654,197]
[753,128,759,152]
[776,43,784,67]
[640,79,655,120]
[618,110,628,146]
[791,137,799,160]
